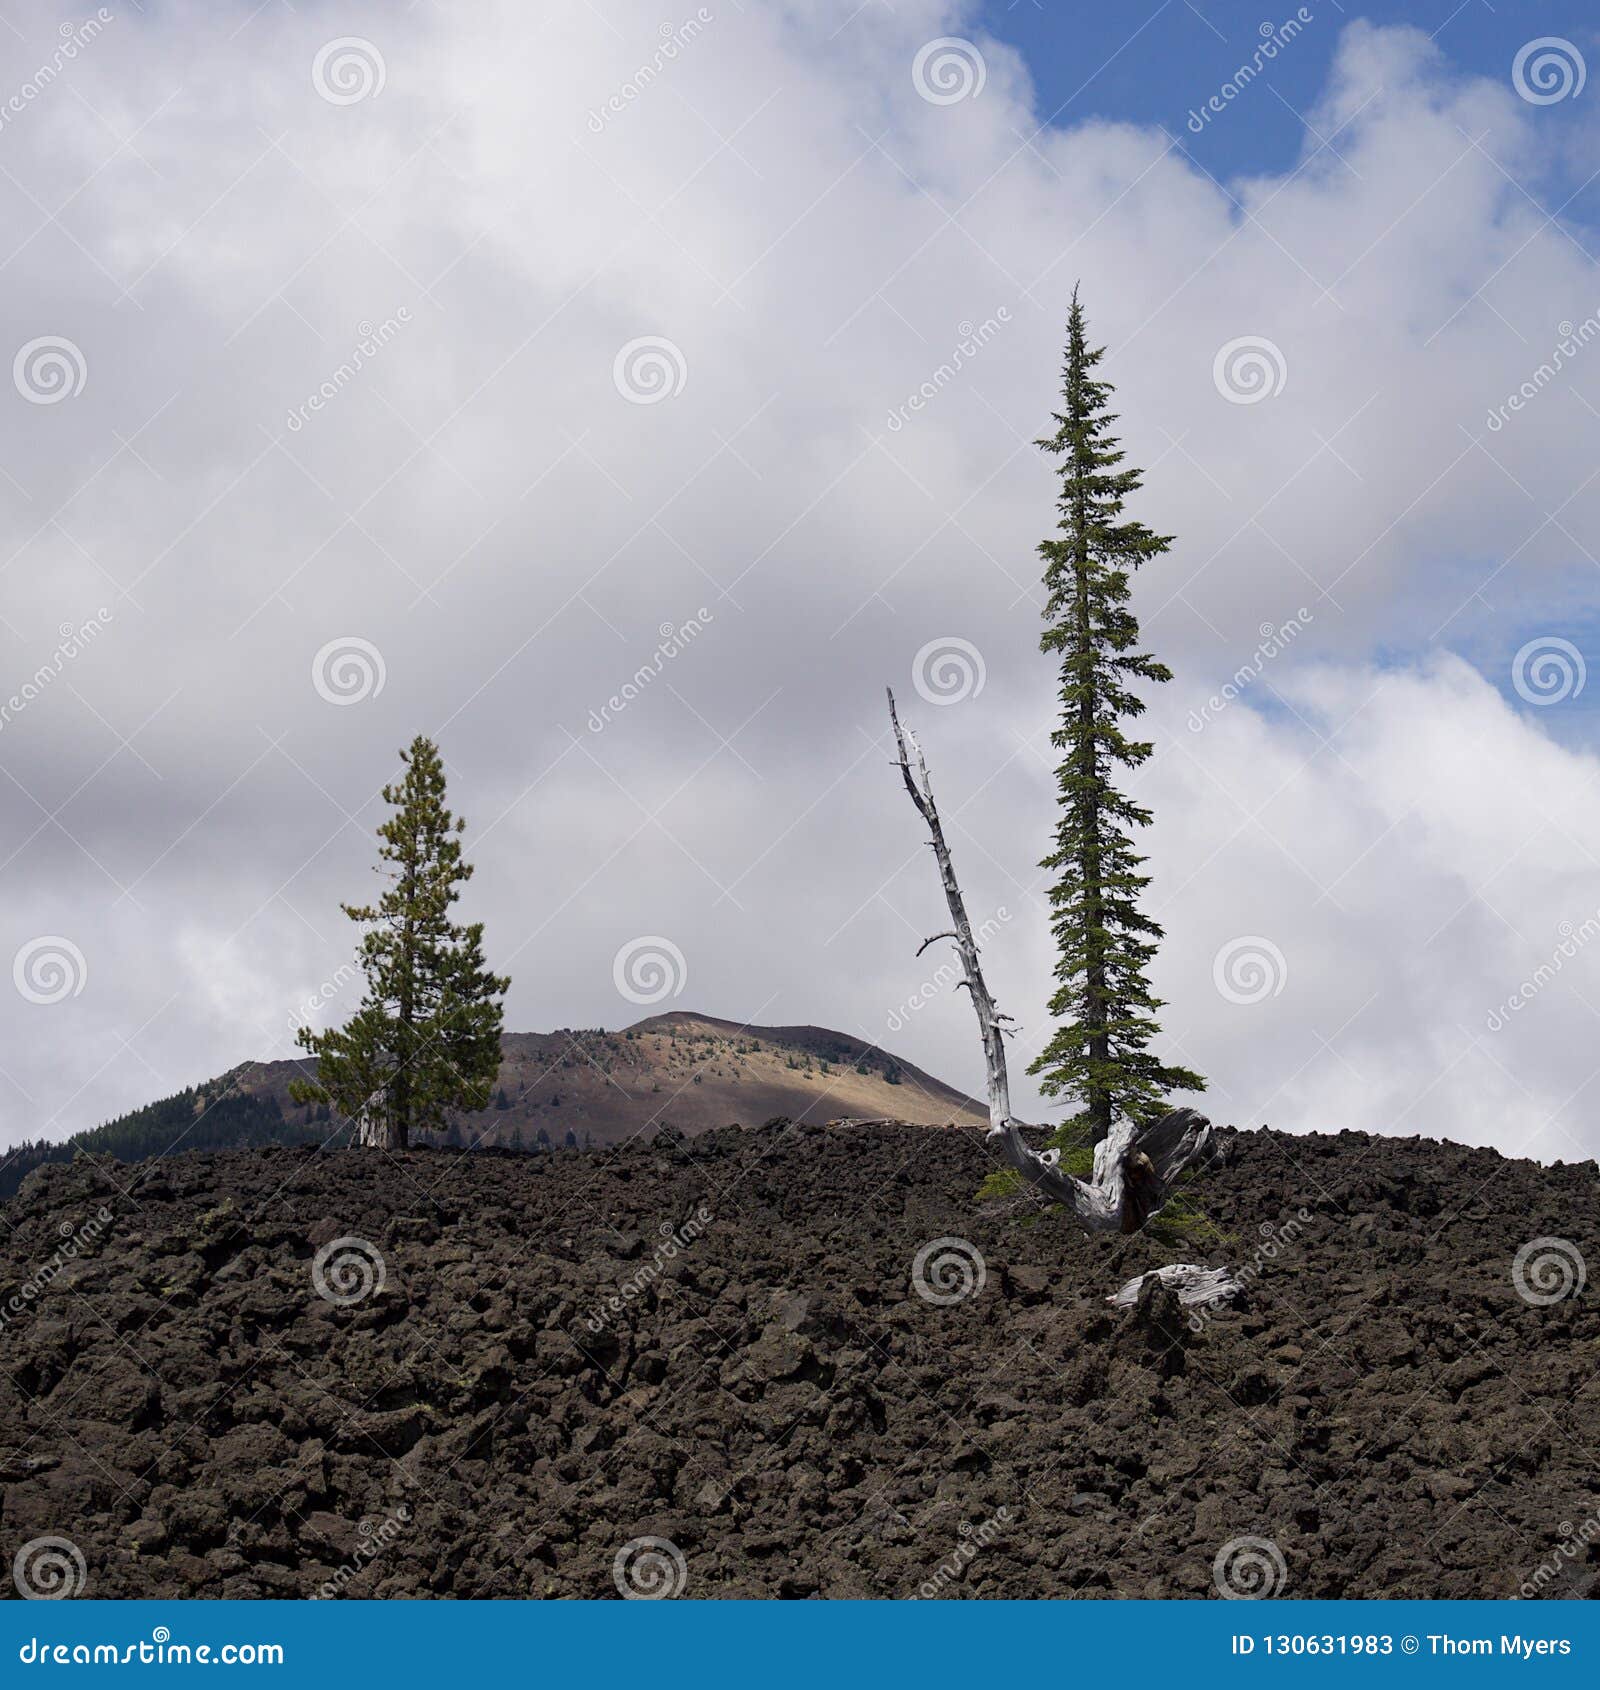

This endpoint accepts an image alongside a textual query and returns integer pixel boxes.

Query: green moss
[978,1121,1095,1203]
[1145,1187,1235,1250]
[978,1119,1230,1254]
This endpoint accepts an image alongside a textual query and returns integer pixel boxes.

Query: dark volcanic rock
[0,1124,1596,1599]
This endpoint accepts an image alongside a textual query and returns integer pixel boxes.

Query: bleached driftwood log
[886,688,1222,1243]
[1106,1263,1241,1309]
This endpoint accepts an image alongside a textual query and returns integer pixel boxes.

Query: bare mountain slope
[231,1010,986,1148]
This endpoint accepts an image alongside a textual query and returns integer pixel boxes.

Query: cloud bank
[2,1,1598,1160]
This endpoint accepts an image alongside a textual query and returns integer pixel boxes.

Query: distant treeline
[0,1082,348,1201]
[0,1074,609,1201]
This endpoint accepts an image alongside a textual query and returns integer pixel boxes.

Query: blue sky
[978,0,1600,733]
[980,1,1596,190]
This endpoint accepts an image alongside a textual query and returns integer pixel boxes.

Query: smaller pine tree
[291,735,509,1150]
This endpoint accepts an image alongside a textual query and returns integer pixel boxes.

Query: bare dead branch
[884,686,1220,1240]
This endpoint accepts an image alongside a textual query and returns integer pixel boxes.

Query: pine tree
[291,735,509,1149]
[1028,290,1204,1144]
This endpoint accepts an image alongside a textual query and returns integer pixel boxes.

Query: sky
[2,0,1600,1163]
[982,1,1599,188]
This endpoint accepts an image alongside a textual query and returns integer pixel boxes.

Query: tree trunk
[886,688,1220,1239]
[388,834,419,1151]
[1074,510,1112,1143]
[357,1116,406,1151]
[356,1087,404,1151]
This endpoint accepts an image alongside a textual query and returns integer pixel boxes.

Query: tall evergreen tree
[292,735,509,1149]
[1028,290,1204,1142]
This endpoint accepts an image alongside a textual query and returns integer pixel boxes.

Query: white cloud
[1,2,1597,1159]
[1134,656,1600,1162]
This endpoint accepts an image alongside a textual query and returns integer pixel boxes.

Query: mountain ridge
[0,1011,986,1197]
[234,1009,987,1148]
